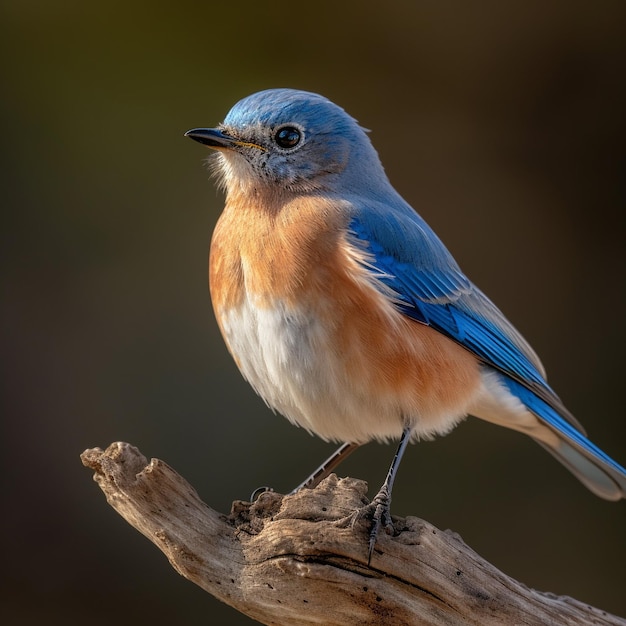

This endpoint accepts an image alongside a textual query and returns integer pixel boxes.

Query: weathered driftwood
[81,442,625,626]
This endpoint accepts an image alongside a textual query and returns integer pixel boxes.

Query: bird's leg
[250,442,360,501]
[366,426,411,564]
[289,442,361,494]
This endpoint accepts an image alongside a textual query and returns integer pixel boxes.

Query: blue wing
[347,199,584,430]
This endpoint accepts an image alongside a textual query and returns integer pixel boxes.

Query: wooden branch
[81,442,625,626]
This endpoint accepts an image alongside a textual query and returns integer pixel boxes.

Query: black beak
[184,128,236,149]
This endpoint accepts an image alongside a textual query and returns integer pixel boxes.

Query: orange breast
[210,193,348,310]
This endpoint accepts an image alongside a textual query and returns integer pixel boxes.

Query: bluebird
[186,89,626,560]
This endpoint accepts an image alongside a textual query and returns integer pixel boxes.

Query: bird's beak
[185,127,267,152]
[185,128,236,150]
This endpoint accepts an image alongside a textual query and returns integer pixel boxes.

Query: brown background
[1,1,625,624]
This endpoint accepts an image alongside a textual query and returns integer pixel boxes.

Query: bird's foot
[350,485,394,565]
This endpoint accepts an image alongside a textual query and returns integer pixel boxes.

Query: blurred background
[1,1,625,623]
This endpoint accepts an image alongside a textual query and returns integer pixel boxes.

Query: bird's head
[186,88,386,198]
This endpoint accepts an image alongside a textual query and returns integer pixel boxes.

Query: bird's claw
[368,486,395,564]
[349,486,394,565]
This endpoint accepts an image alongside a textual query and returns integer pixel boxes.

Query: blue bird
[186,89,626,561]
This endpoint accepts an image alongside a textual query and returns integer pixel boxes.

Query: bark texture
[81,442,625,626]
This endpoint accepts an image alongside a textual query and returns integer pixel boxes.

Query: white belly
[217,292,474,444]
[219,297,409,443]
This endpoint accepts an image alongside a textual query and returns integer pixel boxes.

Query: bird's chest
[209,195,345,310]
[208,197,353,423]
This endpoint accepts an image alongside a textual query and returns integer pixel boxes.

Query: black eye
[274,126,302,149]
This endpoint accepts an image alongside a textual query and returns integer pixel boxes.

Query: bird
[186,88,626,561]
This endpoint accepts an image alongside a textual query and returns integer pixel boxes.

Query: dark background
[2,1,625,624]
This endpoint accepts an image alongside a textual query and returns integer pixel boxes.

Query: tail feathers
[535,438,626,501]
[472,371,626,500]
[498,375,626,501]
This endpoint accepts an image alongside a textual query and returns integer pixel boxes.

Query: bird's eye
[274,126,302,149]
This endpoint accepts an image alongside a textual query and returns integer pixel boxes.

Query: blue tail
[503,378,626,500]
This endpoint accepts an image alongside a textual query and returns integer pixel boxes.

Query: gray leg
[290,442,361,494]
[250,442,361,501]
[367,426,411,563]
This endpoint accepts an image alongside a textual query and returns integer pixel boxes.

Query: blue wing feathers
[349,210,550,390]
[349,207,577,427]
[349,206,626,496]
